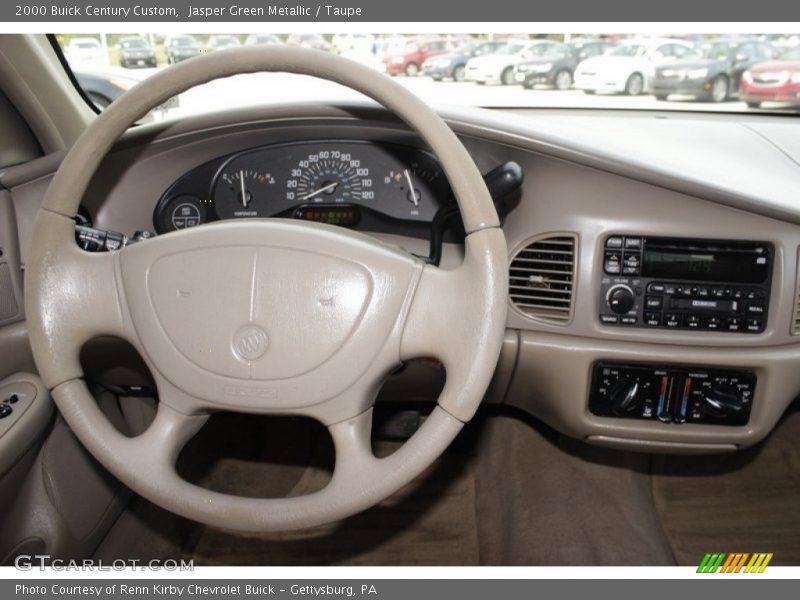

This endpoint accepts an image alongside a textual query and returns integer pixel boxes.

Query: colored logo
[697,553,773,573]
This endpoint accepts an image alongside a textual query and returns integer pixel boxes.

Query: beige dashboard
[3,102,800,454]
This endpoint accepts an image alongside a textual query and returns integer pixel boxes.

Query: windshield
[55,32,800,118]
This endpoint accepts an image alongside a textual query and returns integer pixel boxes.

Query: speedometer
[286,150,374,205]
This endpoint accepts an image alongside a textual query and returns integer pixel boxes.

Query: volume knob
[607,284,635,315]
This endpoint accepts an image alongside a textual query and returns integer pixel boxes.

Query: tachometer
[286,150,373,205]
[213,167,276,219]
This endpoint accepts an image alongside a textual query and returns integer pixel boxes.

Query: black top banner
[4,0,800,22]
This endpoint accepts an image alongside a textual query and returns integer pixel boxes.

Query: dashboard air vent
[793,247,800,335]
[509,234,577,325]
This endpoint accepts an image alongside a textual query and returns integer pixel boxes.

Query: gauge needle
[239,170,249,207]
[301,181,338,201]
[403,169,419,206]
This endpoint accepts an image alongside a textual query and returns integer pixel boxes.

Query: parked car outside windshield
[423,40,508,82]
[465,40,561,85]
[514,39,612,90]
[741,46,800,108]
[653,38,777,102]
[55,33,800,116]
[574,38,694,95]
[164,34,201,64]
[117,36,156,69]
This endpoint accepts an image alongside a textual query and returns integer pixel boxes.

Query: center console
[598,236,773,333]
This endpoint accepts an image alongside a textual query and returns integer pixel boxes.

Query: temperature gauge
[213,167,276,219]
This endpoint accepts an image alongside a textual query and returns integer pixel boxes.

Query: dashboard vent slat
[509,234,577,325]
[793,246,800,335]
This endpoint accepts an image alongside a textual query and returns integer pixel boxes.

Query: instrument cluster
[153,141,452,235]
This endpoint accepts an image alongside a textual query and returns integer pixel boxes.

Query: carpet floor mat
[652,408,800,566]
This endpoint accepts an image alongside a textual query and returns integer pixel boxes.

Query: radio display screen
[642,245,770,284]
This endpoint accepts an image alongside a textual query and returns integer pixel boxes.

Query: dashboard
[4,102,800,457]
[153,140,452,237]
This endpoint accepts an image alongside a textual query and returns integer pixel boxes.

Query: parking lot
[59,32,800,117]
[94,64,767,119]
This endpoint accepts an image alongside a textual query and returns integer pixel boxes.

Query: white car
[332,33,375,55]
[574,38,694,95]
[63,37,107,65]
[465,40,561,85]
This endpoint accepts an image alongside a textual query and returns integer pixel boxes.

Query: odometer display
[286,150,373,205]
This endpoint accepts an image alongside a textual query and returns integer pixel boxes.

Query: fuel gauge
[384,162,440,219]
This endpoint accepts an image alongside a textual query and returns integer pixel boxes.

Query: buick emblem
[232,325,269,361]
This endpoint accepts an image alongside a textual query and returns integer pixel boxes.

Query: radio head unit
[599,236,773,333]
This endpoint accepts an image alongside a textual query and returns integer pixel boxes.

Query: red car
[285,33,330,52]
[383,37,457,77]
[741,47,800,108]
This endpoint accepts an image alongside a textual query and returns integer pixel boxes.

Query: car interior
[1,33,799,567]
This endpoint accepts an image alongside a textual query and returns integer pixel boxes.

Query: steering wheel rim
[24,47,507,532]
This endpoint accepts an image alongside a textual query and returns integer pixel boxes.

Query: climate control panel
[589,362,755,426]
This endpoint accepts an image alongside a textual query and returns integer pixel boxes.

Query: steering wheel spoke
[52,378,208,481]
[401,228,508,422]
[25,210,129,389]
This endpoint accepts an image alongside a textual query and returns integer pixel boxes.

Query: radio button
[711,287,726,298]
[686,315,701,329]
[746,290,764,301]
[622,266,640,275]
[600,314,619,325]
[645,296,663,309]
[664,284,677,295]
[647,283,666,294]
[726,317,743,331]
[620,316,638,325]
[746,303,766,315]
[746,318,763,332]
[644,312,661,326]
[604,252,621,274]
[605,236,623,249]
[664,313,681,328]
[696,287,710,297]
[624,237,642,249]
[704,316,722,330]
[624,254,640,267]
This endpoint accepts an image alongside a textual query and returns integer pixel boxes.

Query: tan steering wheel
[24,47,507,532]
